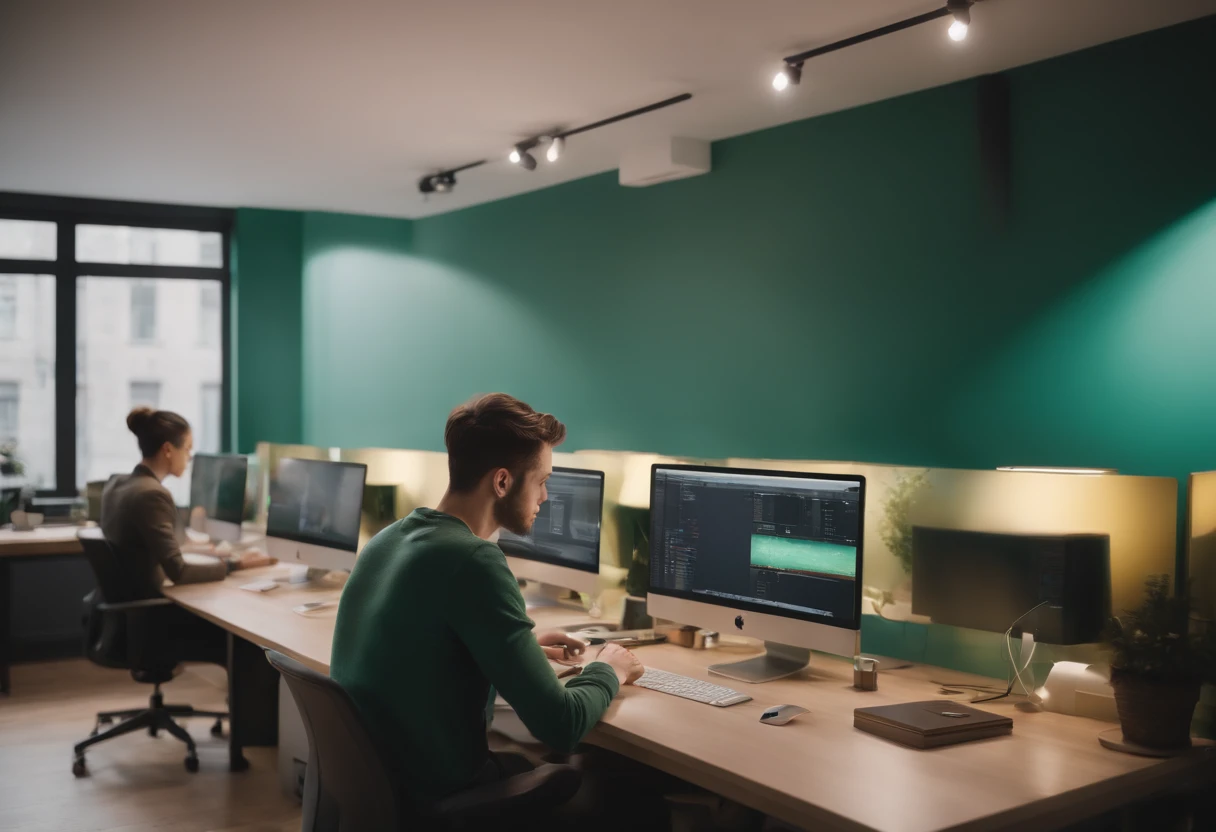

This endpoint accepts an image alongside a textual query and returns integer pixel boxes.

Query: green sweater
[331,508,620,798]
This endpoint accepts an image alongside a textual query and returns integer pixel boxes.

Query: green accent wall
[292,16,1216,487]
[231,208,304,453]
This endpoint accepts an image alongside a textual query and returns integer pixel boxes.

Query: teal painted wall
[232,208,304,453]
[296,17,1216,486]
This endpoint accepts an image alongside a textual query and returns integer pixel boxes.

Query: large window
[0,194,231,497]
[0,273,56,488]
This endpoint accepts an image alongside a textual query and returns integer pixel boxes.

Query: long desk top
[0,523,86,557]
[164,568,1216,832]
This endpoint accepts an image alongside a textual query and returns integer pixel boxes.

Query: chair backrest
[266,649,413,832]
[77,526,135,605]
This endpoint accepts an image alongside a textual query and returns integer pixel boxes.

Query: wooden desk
[0,523,85,557]
[164,570,1216,831]
[0,523,88,694]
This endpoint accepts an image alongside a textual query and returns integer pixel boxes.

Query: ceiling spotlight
[509,146,537,171]
[772,62,802,92]
[418,172,456,195]
[546,136,563,163]
[947,1,970,41]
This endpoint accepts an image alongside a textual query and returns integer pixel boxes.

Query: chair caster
[148,725,159,738]
[210,719,224,738]
[97,716,112,726]
[88,726,99,738]
[185,755,199,773]
[72,756,87,777]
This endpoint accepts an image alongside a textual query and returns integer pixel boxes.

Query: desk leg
[0,560,10,695]
[227,632,279,772]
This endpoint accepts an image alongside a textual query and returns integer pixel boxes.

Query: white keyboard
[634,668,752,707]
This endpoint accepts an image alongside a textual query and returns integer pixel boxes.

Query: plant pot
[1110,670,1201,750]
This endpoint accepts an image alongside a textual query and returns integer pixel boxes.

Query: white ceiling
[2,0,1213,219]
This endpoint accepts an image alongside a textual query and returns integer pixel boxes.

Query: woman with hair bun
[97,407,270,664]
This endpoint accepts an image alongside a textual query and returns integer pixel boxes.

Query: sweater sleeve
[144,489,228,585]
[450,544,619,753]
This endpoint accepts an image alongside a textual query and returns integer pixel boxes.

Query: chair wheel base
[185,755,199,773]
[72,757,87,777]
[229,755,249,773]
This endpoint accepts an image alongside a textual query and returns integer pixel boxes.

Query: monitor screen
[189,454,248,525]
[498,467,604,574]
[267,458,367,552]
[649,465,864,626]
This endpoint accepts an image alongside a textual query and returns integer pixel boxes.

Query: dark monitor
[499,467,604,574]
[267,459,368,568]
[648,465,865,681]
[911,527,1110,644]
[189,454,248,541]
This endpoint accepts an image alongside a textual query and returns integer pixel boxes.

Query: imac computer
[498,467,604,602]
[267,458,368,572]
[647,464,865,683]
[189,454,249,543]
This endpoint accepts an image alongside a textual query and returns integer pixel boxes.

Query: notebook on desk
[854,700,1013,749]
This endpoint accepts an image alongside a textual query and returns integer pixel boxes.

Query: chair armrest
[96,598,175,613]
[430,763,580,825]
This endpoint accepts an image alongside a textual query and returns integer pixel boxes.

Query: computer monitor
[647,464,865,683]
[498,467,604,598]
[189,454,248,543]
[911,527,1111,644]
[266,458,368,572]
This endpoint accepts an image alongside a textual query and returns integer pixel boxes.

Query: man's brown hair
[444,393,567,492]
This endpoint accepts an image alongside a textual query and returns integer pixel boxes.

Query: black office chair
[73,527,228,776]
[266,649,582,831]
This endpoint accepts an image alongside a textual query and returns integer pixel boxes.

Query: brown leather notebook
[854,700,1013,749]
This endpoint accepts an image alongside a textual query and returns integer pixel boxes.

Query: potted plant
[1106,575,1216,749]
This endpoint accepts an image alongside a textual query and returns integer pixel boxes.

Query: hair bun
[126,406,156,434]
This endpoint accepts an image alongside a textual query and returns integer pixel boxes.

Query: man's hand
[231,550,276,571]
[536,631,587,666]
[596,643,644,686]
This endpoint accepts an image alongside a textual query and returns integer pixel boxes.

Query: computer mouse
[760,704,809,726]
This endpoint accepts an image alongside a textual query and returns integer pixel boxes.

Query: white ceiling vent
[619,137,711,187]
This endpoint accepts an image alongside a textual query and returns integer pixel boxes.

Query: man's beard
[494,476,533,536]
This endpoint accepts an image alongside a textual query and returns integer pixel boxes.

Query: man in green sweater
[332,393,643,803]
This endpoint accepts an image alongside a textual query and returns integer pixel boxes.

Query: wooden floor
[0,659,301,832]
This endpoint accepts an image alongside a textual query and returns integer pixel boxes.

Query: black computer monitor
[911,527,1110,644]
[266,459,368,571]
[648,464,865,682]
[189,454,248,543]
[498,467,604,595]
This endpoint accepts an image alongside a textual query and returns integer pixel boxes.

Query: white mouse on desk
[760,705,809,726]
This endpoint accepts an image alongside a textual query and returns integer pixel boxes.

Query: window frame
[0,192,233,496]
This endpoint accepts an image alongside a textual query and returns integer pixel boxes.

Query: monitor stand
[708,642,811,684]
